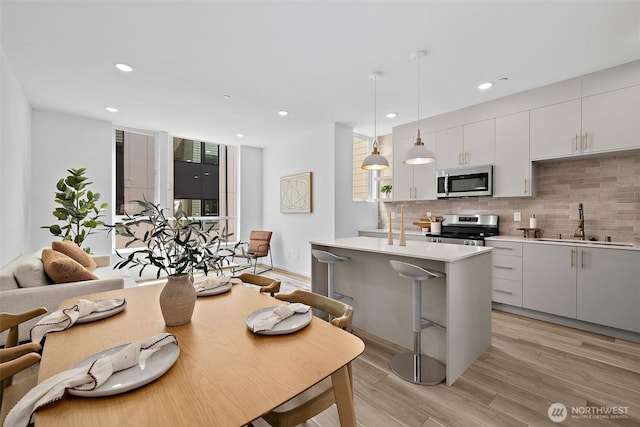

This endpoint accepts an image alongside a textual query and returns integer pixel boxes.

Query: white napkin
[194,276,232,292]
[5,333,177,427]
[30,298,126,343]
[252,303,311,332]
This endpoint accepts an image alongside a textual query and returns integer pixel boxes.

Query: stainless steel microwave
[437,165,493,198]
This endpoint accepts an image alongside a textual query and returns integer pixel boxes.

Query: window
[115,129,155,216]
[352,135,370,201]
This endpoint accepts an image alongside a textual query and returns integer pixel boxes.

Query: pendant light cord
[373,74,378,148]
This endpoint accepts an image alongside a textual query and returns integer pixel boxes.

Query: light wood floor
[3,270,639,426]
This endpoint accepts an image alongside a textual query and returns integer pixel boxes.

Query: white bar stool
[389,260,446,385]
[311,249,350,301]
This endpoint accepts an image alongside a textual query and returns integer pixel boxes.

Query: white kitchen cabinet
[487,241,523,306]
[435,126,463,170]
[436,119,494,170]
[463,119,495,167]
[577,247,640,333]
[392,130,436,201]
[581,85,640,154]
[530,99,582,160]
[531,84,640,160]
[523,243,577,318]
[494,111,533,197]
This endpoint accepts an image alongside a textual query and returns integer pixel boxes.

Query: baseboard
[492,303,640,343]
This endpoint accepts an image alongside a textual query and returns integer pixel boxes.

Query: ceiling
[1,1,639,148]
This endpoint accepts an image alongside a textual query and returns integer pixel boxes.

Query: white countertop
[359,228,425,236]
[486,235,639,251]
[310,236,492,262]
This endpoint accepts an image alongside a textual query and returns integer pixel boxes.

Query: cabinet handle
[493,246,513,250]
[523,178,528,194]
[581,249,585,268]
[494,265,513,270]
[464,151,469,165]
[574,134,578,151]
[458,152,463,166]
[570,249,575,267]
[494,289,514,295]
[583,132,588,149]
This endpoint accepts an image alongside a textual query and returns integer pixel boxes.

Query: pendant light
[404,51,435,165]
[361,72,389,170]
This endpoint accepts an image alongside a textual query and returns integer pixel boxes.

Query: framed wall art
[280,172,312,213]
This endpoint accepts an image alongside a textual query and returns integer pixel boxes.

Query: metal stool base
[389,353,446,385]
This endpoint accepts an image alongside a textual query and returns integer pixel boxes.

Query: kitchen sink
[536,238,634,247]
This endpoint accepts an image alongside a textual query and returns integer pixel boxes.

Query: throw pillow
[14,255,49,288]
[42,249,98,284]
[52,240,97,272]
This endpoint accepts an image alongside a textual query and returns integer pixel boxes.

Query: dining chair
[1,307,47,412]
[258,290,354,427]
[231,272,280,297]
[232,230,273,274]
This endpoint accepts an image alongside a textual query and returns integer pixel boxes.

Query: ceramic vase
[159,274,196,326]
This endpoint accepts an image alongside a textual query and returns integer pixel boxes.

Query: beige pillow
[52,240,97,272]
[14,255,49,288]
[42,249,98,284]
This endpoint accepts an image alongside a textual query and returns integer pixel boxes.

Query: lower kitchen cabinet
[577,247,640,333]
[523,244,577,318]
[523,242,640,332]
[487,241,523,306]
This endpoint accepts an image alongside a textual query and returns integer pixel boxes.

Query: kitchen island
[310,236,492,385]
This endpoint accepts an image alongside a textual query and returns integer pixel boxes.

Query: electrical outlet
[426,211,432,217]
[514,212,521,221]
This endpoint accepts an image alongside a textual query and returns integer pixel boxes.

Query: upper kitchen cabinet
[529,99,581,160]
[436,119,494,170]
[581,85,640,154]
[531,84,640,160]
[494,111,533,197]
[392,125,437,201]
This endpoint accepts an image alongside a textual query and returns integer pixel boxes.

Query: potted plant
[380,184,392,199]
[107,199,235,326]
[42,168,108,253]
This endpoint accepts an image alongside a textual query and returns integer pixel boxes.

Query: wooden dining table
[35,282,365,426]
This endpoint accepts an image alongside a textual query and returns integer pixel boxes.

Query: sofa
[0,246,136,342]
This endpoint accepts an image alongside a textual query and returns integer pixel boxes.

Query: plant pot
[159,274,197,326]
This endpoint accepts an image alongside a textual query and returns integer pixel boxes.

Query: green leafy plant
[42,168,108,252]
[106,199,236,278]
[380,184,392,195]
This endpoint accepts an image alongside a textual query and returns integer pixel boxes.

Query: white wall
[334,123,378,237]
[262,122,377,276]
[31,110,114,255]
[0,49,32,266]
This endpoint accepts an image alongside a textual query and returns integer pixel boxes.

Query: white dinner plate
[75,299,127,324]
[246,306,313,335]
[67,341,180,397]
[195,277,240,297]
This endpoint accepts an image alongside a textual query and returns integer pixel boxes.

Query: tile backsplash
[380,152,640,246]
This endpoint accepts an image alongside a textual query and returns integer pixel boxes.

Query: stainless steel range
[425,214,499,246]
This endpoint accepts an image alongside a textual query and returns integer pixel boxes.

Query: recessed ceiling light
[386,113,397,119]
[223,95,231,100]
[115,63,133,72]
[278,110,289,117]
[236,133,244,138]
[105,106,119,113]
[478,82,493,91]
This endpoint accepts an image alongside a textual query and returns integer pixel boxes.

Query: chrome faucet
[574,203,585,240]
